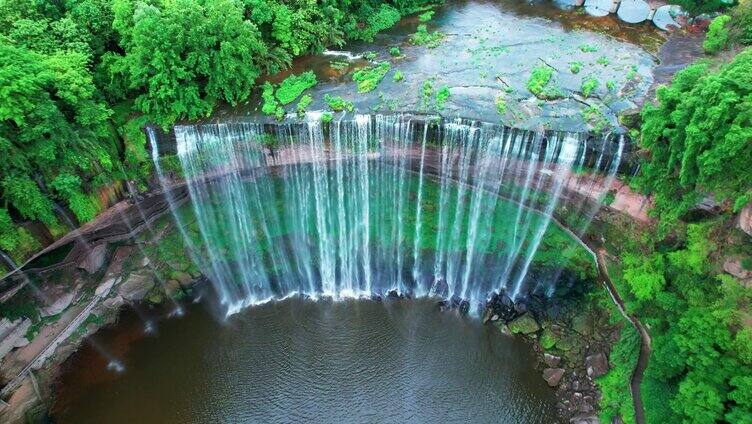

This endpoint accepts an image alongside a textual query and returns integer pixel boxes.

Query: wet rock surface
[219,1,660,133]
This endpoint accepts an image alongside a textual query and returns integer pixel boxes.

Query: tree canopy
[637,48,752,230]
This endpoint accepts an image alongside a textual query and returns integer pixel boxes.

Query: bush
[435,85,450,110]
[527,65,553,96]
[275,71,317,105]
[352,62,391,93]
[581,77,599,98]
[324,94,354,112]
[411,24,443,48]
[296,94,313,117]
[418,10,434,22]
[704,15,732,53]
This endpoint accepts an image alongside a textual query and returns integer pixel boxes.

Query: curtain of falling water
[149,114,623,316]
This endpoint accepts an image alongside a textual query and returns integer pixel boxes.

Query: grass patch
[495,95,507,116]
[324,94,354,112]
[526,65,564,99]
[596,56,610,66]
[275,71,317,105]
[579,44,599,53]
[418,10,434,22]
[581,77,599,98]
[570,61,583,74]
[420,79,434,110]
[393,70,404,82]
[435,85,450,110]
[296,94,313,118]
[352,62,391,93]
[583,106,609,134]
[411,24,444,48]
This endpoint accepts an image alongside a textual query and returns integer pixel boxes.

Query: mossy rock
[572,314,593,335]
[556,335,577,351]
[508,314,540,335]
[540,328,559,350]
[494,322,512,336]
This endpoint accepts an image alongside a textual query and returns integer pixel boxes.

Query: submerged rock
[542,368,566,387]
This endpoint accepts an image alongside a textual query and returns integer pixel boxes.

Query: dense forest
[1,0,751,422]
[603,3,752,423]
[0,0,438,263]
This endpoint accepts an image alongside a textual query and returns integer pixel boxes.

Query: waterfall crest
[149,114,624,316]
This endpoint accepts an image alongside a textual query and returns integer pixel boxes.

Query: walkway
[594,248,652,424]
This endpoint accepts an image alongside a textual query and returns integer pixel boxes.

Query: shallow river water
[52,299,557,423]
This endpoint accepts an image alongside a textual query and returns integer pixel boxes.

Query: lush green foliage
[275,71,317,105]
[704,15,732,53]
[352,62,391,93]
[0,0,440,262]
[597,324,639,423]
[296,94,313,117]
[435,85,450,110]
[609,222,752,424]
[676,0,730,15]
[526,65,563,99]
[324,95,354,112]
[411,24,443,48]
[637,49,752,228]
[581,77,599,98]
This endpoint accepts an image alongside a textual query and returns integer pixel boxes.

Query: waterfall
[151,114,623,316]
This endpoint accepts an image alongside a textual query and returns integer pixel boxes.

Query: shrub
[411,24,444,48]
[418,10,434,22]
[435,85,450,110]
[390,47,401,57]
[296,94,313,117]
[526,65,554,97]
[261,82,279,115]
[581,77,599,98]
[570,61,583,74]
[703,15,732,54]
[324,94,354,112]
[275,71,317,105]
[393,70,404,82]
[352,62,391,93]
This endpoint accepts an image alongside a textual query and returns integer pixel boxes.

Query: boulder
[585,353,609,378]
[570,414,600,424]
[543,368,565,387]
[508,314,540,334]
[739,203,752,237]
[118,271,155,301]
[544,353,562,367]
[164,279,183,297]
[41,291,76,317]
[170,271,193,285]
[102,295,125,310]
[723,257,752,287]
[0,318,31,360]
[77,244,107,274]
[95,277,119,297]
